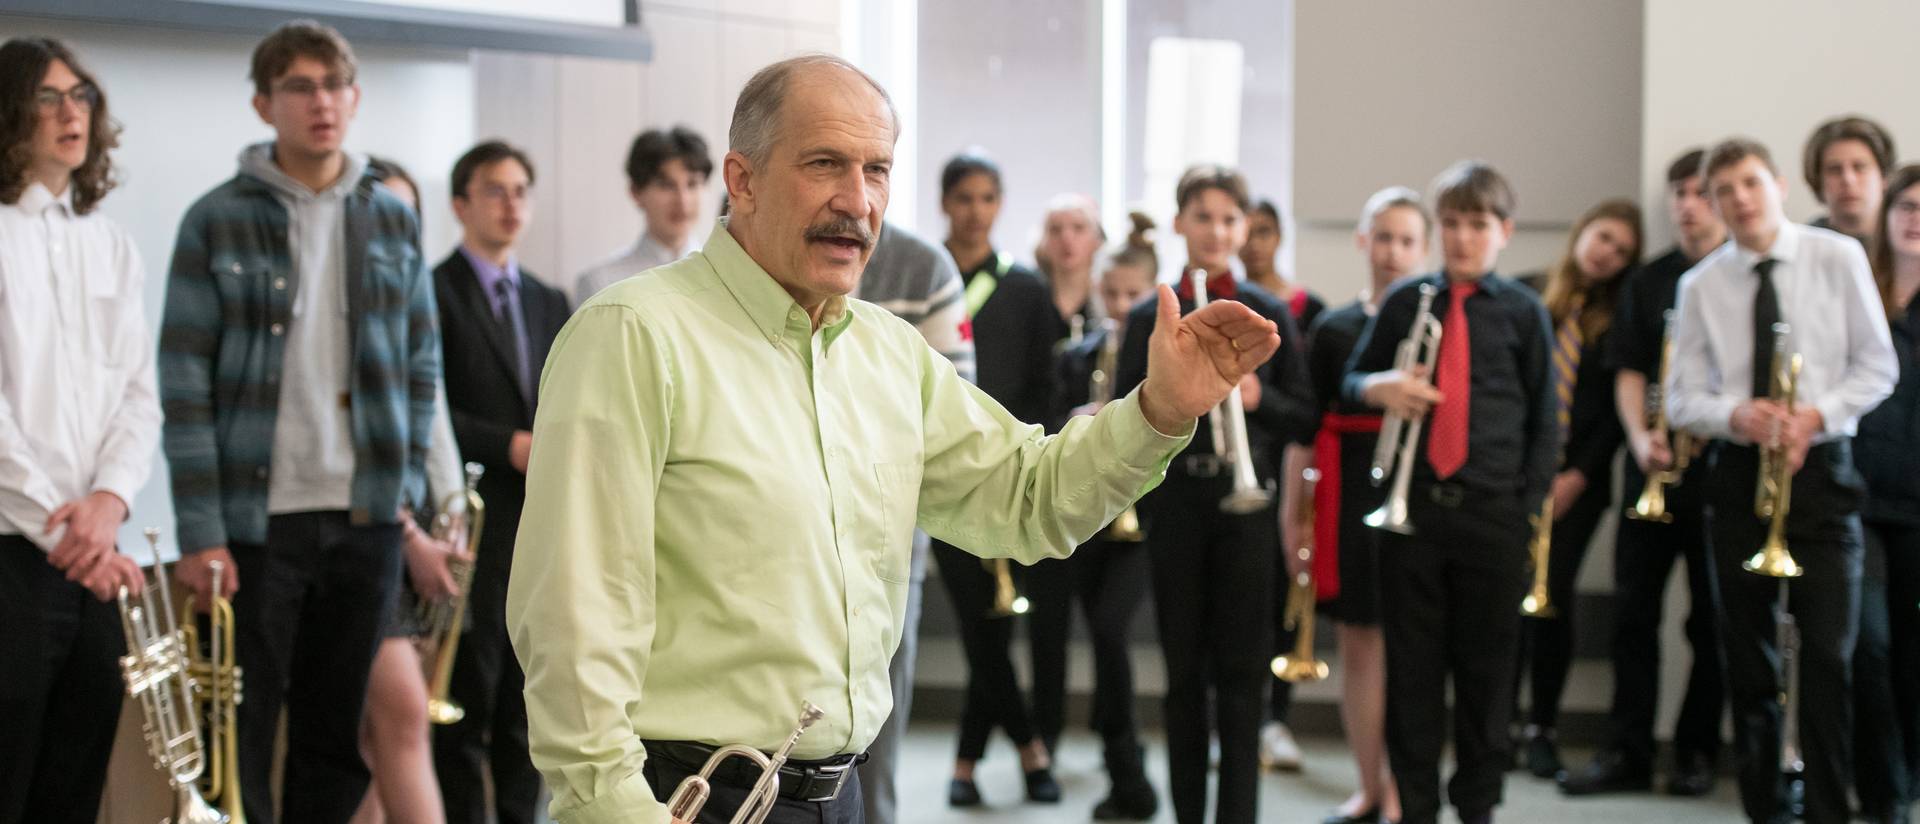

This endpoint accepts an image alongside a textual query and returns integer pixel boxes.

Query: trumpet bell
[1626,483,1673,523]
[1220,486,1274,515]
[1270,654,1329,683]
[1104,506,1145,542]
[1362,497,1413,535]
[426,698,466,725]
[174,785,231,824]
[1743,540,1804,578]
[1519,589,1557,618]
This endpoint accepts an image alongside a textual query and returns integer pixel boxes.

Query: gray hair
[1358,185,1430,235]
[729,54,900,165]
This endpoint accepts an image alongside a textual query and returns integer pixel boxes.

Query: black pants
[433,541,541,824]
[1146,475,1275,824]
[1026,555,1073,754]
[1515,472,1612,730]
[1071,537,1152,765]
[1380,488,1530,824]
[932,539,1038,761]
[643,744,864,824]
[231,511,403,824]
[0,537,124,824]
[1855,520,1920,821]
[1607,462,1724,767]
[1710,442,1863,824]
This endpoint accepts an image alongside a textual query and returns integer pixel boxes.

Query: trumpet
[117,527,232,824]
[1745,323,1804,580]
[666,702,826,824]
[1189,270,1273,514]
[1089,317,1144,542]
[1775,581,1806,775]
[1272,467,1329,683]
[420,462,488,725]
[1520,496,1556,618]
[985,557,1031,617]
[1628,309,1694,523]
[1364,283,1444,535]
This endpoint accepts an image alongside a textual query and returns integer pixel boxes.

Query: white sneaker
[1260,721,1303,772]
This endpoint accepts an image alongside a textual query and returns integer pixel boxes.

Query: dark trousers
[1380,489,1529,824]
[1710,442,1863,824]
[1516,473,1612,730]
[1146,475,1275,824]
[643,744,864,824]
[1855,520,1920,821]
[1026,555,1073,754]
[1608,463,1725,767]
[932,538,1038,761]
[231,511,403,824]
[433,542,541,824]
[1071,537,1152,764]
[0,537,124,824]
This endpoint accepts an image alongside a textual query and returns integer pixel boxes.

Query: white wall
[1641,0,1920,253]
[0,15,476,560]
[471,0,840,300]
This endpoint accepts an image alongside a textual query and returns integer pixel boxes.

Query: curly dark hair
[0,37,119,215]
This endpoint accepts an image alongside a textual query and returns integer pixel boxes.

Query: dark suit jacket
[965,262,1060,426]
[433,250,571,563]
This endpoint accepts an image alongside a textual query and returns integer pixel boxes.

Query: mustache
[804,217,874,250]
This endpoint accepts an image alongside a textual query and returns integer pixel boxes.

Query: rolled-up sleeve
[507,304,674,824]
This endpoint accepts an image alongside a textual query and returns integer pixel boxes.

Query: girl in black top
[1244,198,1327,334]
[1514,200,1640,777]
[933,151,1062,807]
[1853,164,1920,824]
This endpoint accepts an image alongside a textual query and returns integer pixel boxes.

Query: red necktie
[1427,281,1475,478]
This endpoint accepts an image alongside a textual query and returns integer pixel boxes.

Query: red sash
[1312,412,1383,601]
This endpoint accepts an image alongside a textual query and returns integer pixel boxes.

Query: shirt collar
[1174,266,1239,302]
[14,181,71,217]
[1432,270,1505,297]
[637,231,696,263]
[1731,221,1801,272]
[704,220,852,343]
[460,244,521,295]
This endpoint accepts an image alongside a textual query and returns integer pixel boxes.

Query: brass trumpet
[421,462,488,725]
[985,557,1031,617]
[1365,283,1444,535]
[1745,324,1804,580]
[665,702,826,824]
[1089,317,1144,542]
[1628,309,1694,523]
[1189,270,1273,514]
[1272,467,1329,683]
[117,527,232,824]
[1520,497,1556,618]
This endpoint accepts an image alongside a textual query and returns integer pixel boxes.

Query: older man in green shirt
[506,54,1282,824]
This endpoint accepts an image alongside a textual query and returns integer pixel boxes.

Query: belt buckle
[1184,455,1224,478]
[799,759,853,803]
[1429,484,1465,508]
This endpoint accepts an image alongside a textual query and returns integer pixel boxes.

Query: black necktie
[1751,258,1779,399]
[493,278,534,412]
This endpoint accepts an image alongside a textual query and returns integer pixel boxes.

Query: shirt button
[273,277,287,290]
[270,322,285,336]
[230,262,244,274]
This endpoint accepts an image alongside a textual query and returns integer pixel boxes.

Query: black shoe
[1784,771,1805,819]
[1558,750,1653,796]
[1091,780,1158,820]
[1525,732,1563,779]
[1664,751,1716,797]
[948,777,982,807]
[1321,805,1382,824]
[1025,767,1062,803]
[1460,810,1493,824]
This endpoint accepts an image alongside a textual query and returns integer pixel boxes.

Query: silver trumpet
[1364,283,1444,535]
[1090,317,1145,542]
[118,527,230,824]
[665,702,826,824]
[1189,270,1273,514]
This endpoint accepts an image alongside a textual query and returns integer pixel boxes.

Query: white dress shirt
[1666,221,1897,444]
[572,231,696,301]
[0,182,162,551]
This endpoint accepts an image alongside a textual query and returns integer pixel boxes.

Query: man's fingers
[44,503,74,535]
[1154,284,1180,328]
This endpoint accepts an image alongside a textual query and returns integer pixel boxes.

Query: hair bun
[1125,210,1156,251]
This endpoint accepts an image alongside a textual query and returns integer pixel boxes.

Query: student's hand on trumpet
[1629,427,1673,474]
[175,547,241,607]
[1361,364,1443,420]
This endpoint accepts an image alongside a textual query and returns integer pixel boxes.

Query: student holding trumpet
[1665,137,1895,824]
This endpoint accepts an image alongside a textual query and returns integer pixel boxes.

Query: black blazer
[433,250,571,559]
[966,261,1060,426]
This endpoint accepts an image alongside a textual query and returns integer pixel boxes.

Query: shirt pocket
[872,460,923,583]
[88,262,129,367]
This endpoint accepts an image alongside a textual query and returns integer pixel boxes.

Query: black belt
[645,740,866,803]
[1178,454,1228,478]
[1427,481,1468,508]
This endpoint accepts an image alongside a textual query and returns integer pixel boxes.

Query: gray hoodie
[239,141,369,515]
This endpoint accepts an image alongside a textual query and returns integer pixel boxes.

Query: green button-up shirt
[506,223,1190,823]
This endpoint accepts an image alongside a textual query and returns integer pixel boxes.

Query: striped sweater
[159,158,438,553]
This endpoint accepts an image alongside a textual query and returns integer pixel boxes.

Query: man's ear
[251,93,272,126]
[723,150,754,217]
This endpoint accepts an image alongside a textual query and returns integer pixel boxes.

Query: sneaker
[1260,722,1303,772]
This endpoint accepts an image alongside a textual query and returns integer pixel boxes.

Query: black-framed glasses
[33,84,97,113]
[273,76,352,98]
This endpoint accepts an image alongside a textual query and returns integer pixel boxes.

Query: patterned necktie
[1751,258,1779,399]
[1552,294,1586,448]
[1428,281,1476,478]
[493,277,534,412]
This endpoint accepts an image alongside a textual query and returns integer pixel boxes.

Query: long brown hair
[0,38,119,215]
[1870,164,1920,320]
[1543,199,1642,341]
